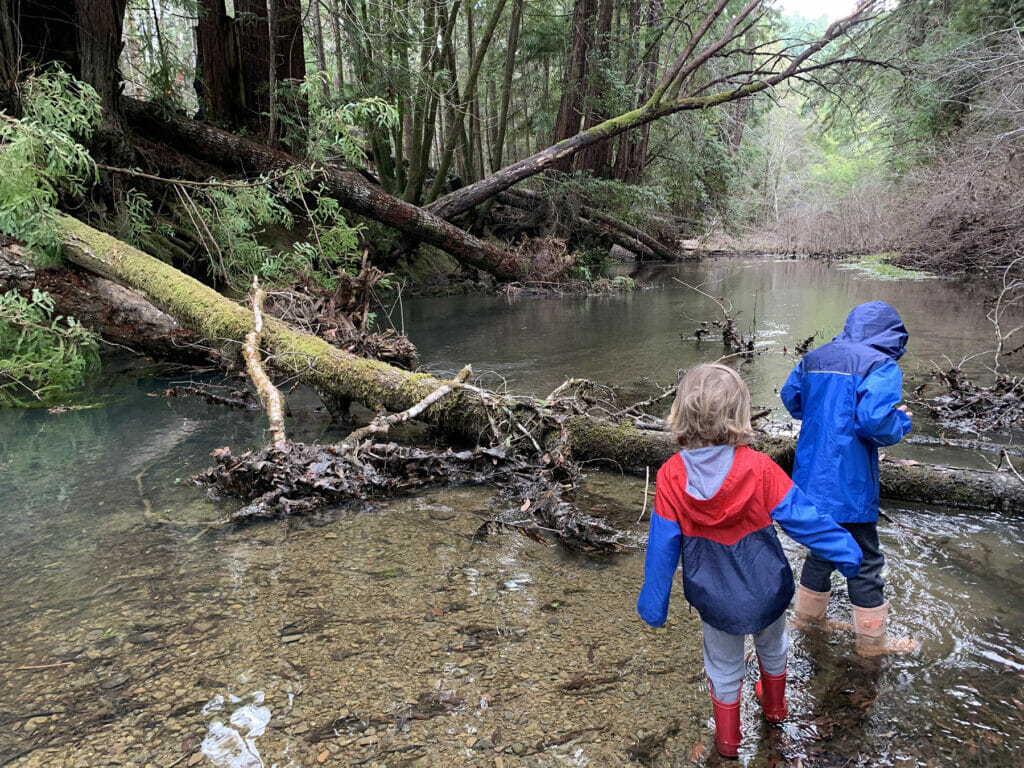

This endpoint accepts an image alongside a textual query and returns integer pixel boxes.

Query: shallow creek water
[1,258,1023,767]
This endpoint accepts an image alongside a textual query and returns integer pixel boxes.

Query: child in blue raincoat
[637,363,862,759]
[781,300,917,655]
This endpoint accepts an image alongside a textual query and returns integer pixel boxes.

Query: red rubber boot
[754,657,788,723]
[709,682,741,759]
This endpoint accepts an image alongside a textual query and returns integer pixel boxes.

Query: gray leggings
[702,613,788,704]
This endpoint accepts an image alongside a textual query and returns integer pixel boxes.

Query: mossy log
[58,216,1024,513]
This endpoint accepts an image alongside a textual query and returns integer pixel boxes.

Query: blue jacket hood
[834,301,908,361]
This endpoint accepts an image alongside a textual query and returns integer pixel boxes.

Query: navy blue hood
[834,301,908,361]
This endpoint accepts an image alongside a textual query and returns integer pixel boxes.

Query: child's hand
[897,404,913,418]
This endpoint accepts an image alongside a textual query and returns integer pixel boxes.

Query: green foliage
[118,187,161,247]
[0,69,101,262]
[648,111,737,221]
[284,73,398,166]
[289,192,368,287]
[550,171,669,228]
[0,288,101,407]
[840,253,938,281]
[178,173,291,289]
[172,167,369,291]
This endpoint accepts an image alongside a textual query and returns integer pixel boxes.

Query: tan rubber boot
[852,602,918,656]
[792,585,830,628]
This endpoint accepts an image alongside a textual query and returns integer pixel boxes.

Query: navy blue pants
[799,522,885,608]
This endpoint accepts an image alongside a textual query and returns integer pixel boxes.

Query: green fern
[0,68,101,263]
[0,288,101,407]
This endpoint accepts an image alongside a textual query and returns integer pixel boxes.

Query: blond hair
[667,363,754,448]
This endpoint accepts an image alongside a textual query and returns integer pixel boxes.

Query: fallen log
[498,188,681,262]
[57,215,1024,513]
[2,238,208,364]
[121,98,523,280]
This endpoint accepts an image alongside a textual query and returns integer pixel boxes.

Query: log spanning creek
[1,257,1022,767]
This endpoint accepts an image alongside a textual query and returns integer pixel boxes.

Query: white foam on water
[200,693,272,768]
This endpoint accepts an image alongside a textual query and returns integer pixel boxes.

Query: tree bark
[121,97,523,279]
[0,0,21,88]
[501,187,680,261]
[574,0,614,176]
[2,236,206,362]
[234,0,272,135]
[550,0,595,173]
[74,0,130,156]
[194,0,242,126]
[490,0,522,173]
[308,0,330,99]
[57,215,1024,513]
[424,0,508,202]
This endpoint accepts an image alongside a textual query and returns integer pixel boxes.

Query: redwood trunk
[234,0,272,135]
[550,0,595,172]
[195,0,242,126]
[574,0,614,176]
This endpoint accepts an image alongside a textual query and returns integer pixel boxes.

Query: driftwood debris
[57,216,1024,522]
[198,438,627,552]
[917,367,1024,434]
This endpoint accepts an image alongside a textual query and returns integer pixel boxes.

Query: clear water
[0,258,1021,767]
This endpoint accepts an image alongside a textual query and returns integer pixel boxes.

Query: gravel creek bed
[1,477,729,768]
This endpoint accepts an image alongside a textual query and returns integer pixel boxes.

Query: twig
[96,162,300,190]
[343,383,455,447]
[15,662,74,671]
[636,465,651,524]
[1001,449,1024,483]
[547,378,589,401]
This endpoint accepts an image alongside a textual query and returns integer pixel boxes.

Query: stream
[0,257,1022,767]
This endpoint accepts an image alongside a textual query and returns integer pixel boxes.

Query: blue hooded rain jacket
[780,301,912,524]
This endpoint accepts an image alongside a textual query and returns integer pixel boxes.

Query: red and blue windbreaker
[637,446,862,634]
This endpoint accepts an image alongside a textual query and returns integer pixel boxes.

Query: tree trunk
[74,0,130,156]
[56,215,1024,514]
[234,0,272,135]
[328,0,344,96]
[121,97,523,279]
[613,0,661,183]
[15,0,130,157]
[2,236,206,362]
[309,0,330,99]
[272,0,305,85]
[490,0,522,173]
[574,0,614,176]
[0,0,21,88]
[424,0,508,202]
[194,0,242,126]
[500,188,680,261]
[550,0,595,172]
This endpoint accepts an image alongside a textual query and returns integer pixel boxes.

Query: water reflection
[404,258,1023,415]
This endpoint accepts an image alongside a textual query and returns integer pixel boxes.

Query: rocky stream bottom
[1,472,1021,768]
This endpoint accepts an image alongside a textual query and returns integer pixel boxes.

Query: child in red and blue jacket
[637,363,862,759]
[781,300,916,655]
